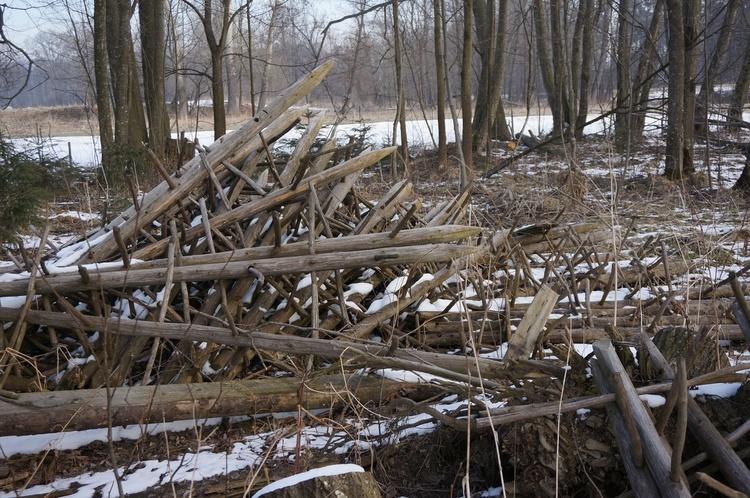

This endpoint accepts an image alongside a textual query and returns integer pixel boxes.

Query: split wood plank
[504,284,558,360]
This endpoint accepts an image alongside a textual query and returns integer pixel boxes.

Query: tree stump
[652,326,729,377]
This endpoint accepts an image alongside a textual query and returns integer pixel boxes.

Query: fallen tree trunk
[0,374,420,437]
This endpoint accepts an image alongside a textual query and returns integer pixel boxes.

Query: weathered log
[0,244,478,297]
[473,363,749,429]
[591,359,661,496]
[593,338,691,497]
[504,284,558,359]
[0,374,418,437]
[638,331,750,495]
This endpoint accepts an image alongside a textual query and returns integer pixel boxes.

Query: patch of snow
[251,464,364,498]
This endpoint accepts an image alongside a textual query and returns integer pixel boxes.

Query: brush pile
[1,62,749,497]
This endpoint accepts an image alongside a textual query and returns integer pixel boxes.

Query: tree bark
[460,0,473,188]
[139,0,171,158]
[531,0,563,133]
[258,0,280,112]
[664,0,686,180]
[697,0,740,106]
[681,0,699,177]
[392,0,409,170]
[225,15,241,115]
[93,0,113,155]
[433,0,447,166]
[614,0,632,150]
[549,0,571,133]
[631,0,665,137]
[573,0,595,138]
[473,0,511,151]
[728,37,750,122]
[184,0,233,140]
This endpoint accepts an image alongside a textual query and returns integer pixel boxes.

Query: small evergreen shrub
[0,135,79,243]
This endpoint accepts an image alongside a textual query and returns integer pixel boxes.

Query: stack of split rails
[0,62,485,433]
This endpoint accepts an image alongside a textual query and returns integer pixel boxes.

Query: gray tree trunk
[258,0,280,111]
[139,0,170,158]
[461,0,473,188]
[631,0,665,137]
[614,0,632,150]
[93,0,113,155]
[226,17,241,115]
[729,39,750,122]
[433,0,447,166]
[697,0,740,106]
[664,0,686,180]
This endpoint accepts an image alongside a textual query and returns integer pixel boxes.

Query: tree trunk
[139,0,170,158]
[473,0,511,151]
[226,16,241,115]
[433,0,447,166]
[728,36,750,122]
[549,0,570,133]
[631,0,665,136]
[614,0,632,150]
[532,0,563,134]
[93,0,113,156]
[664,0,686,180]
[190,0,233,140]
[682,0,699,177]
[392,0,409,171]
[258,0,280,111]
[573,0,595,138]
[460,0,474,188]
[472,0,493,151]
[697,0,740,106]
[105,0,147,175]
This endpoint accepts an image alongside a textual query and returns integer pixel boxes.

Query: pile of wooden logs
[0,61,484,394]
[0,62,748,497]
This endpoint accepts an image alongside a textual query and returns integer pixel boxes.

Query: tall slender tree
[139,0,171,158]
[460,0,473,188]
[433,0,447,166]
[183,0,234,140]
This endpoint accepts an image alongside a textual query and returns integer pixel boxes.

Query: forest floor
[1,107,750,497]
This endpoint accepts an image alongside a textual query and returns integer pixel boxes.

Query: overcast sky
[2,1,356,52]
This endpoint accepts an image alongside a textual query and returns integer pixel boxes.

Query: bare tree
[697,0,740,108]
[664,0,698,180]
[105,0,147,157]
[460,0,473,188]
[614,0,632,150]
[0,5,37,108]
[183,0,238,139]
[139,0,171,158]
[257,0,281,111]
[433,0,447,166]
[92,0,114,154]
[729,37,750,122]
[472,0,511,151]
[629,0,665,138]
[225,14,241,115]
[392,0,409,172]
